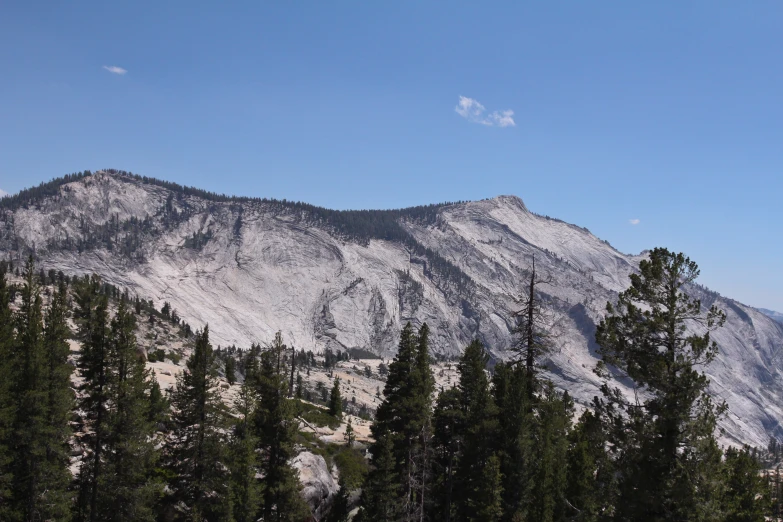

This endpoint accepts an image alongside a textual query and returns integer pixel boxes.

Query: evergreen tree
[595,248,728,521]
[253,332,309,522]
[73,275,112,522]
[359,323,435,521]
[491,362,533,521]
[565,401,616,521]
[166,325,231,520]
[453,339,500,522]
[327,478,352,522]
[358,434,399,521]
[229,377,262,522]
[431,387,462,522]
[0,263,14,520]
[101,299,161,521]
[527,384,572,522]
[473,454,503,521]
[9,257,73,521]
[345,418,355,447]
[721,446,768,522]
[329,378,343,419]
[225,355,236,385]
[146,372,169,426]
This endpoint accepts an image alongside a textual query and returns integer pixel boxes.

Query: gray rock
[291,451,339,520]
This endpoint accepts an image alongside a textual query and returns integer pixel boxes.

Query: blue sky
[1,2,782,311]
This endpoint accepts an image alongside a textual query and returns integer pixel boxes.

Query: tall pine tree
[73,275,112,522]
[102,299,161,520]
[228,375,262,522]
[166,325,231,520]
[360,322,435,521]
[253,332,309,522]
[452,339,501,522]
[596,248,728,521]
[0,263,14,520]
[10,257,73,521]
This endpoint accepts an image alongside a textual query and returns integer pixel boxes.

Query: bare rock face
[3,171,783,448]
[292,451,339,520]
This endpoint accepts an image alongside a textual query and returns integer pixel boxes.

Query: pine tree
[595,248,728,521]
[146,372,169,426]
[511,257,554,393]
[225,355,236,385]
[491,362,533,521]
[721,446,769,522]
[327,478,352,522]
[73,275,112,522]
[451,339,501,521]
[358,434,400,521]
[10,257,73,521]
[329,378,343,419]
[39,278,76,519]
[359,323,435,521]
[253,332,309,522]
[527,383,572,522]
[474,454,503,521]
[166,325,231,520]
[229,377,262,522]
[345,418,355,447]
[100,299,160,520]
[0,263,14,520]
[565,401,616,521]
[431,386,462,522]
[360,323,416,520]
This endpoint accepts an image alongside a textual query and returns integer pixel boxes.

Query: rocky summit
[2,169,782,447]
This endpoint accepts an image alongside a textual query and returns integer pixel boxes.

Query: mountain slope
[2,170,782,447]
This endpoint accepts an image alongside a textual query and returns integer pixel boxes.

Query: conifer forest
[0,248,780,521]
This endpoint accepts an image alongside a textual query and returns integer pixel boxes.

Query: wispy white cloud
[103,65,127,75]
[455,96,515,127]
[0,189,8,198]
[629,218,640,225]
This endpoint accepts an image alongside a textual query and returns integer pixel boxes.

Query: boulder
[292,451,339,520]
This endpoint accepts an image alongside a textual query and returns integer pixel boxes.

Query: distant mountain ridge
[760,308,783,325]
[1,169,782,448]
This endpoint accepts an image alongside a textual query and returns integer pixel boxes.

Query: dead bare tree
[512,256,558,394]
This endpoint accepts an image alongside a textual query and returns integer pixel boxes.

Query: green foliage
[453,339,500,521]
[74,281,162,521]
[596,248,731,521]
[491,362,533,519]
[527,384,572,522]
[0,263,14,519]
[565,403,617,521]
[333,446,368,491]
[146,348,165,362]
[165,326,231,520]
[720,446,768,522]
[225,355,236,385]
[251,332,310,522]
[360,322,435,521]
[329,378,343,419]
[228,379,262,522]
[8,258,74,521]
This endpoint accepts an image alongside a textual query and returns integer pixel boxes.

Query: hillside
[2,169,783,447]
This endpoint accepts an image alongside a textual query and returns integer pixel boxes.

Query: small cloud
[103,65,127,75]
[0,189,8,198]
[455,96,515,127]
[629,218,640,225]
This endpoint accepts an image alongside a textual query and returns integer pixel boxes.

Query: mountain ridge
[2,169,782,448]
